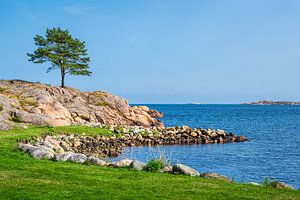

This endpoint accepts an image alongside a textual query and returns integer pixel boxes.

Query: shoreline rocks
[17,130,295,190]
[20,125,248,158]
[173,164,200,176]
[200,172,233,182]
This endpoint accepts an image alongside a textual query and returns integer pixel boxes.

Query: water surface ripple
[119,104,300,188]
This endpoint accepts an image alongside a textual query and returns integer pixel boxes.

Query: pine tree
[27,27,91,87]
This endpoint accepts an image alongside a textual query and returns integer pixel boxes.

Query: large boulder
[129,160,146,171]
[54,152,74,161]
[30,148,54,159]
[67,153,87,163]
[87,156,107,166]
[200,172,233,182]
[273,182,294,190]
[173,164,200,176]
[55,152,87,163]
[160,165,173,173]
[112,159,133,168]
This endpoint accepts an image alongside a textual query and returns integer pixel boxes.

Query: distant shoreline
[243,100,300,105]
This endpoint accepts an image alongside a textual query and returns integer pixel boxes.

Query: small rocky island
[244,100,300,105]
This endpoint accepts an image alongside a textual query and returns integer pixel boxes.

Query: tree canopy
[27,27,91,87]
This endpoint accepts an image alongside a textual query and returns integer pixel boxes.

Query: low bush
[262,177,278,188]
[145,159,164,173]
[9,113,22,123]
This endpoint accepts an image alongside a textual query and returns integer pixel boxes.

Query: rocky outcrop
[244,100,300,105]
[200,172,233,182]
[0,80,163,130]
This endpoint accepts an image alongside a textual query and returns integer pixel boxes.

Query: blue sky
[1,0,300,103]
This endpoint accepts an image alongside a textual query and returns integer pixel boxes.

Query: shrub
[0,104,3,111]
[0,87,6,93]
[19,99,38,108]
[9,113,22,123]
[96,101,111,107]
[262,177,278,188]
[145,159,164,173]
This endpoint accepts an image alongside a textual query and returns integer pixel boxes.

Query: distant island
[244,100,300,105]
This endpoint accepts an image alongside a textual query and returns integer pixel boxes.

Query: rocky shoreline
[18,125,295,190]
[19,125,248,157]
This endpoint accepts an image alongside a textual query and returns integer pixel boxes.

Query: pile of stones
[31,125,247,157]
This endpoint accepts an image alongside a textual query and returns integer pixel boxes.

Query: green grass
[0,126,299,199]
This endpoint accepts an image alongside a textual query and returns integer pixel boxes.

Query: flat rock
[160,165,173,173]
[87,156,107,166]
[30,149,54,159]
[112,159,133,168]
[67,153,87,163]
[130,160,146,171]
[200,172,233,182]
[54,152,74,161]
[173,164,200,176]
[273,182,294,190]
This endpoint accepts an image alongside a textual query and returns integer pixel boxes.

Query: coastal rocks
[130,160,146,171]
[54,152,74,161]
[19,143,54,159]
[19,125,248,159]
[112,159,133,168]
[31,148,54,159]
[173,164,200,176]
[86,156,107,166]
[67,153,87,163]
[0,80,164,130]
[200,172,233,182]
[273,182,294,190]
[160,165,173,173]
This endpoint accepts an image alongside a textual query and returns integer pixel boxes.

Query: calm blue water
[120,104,300,188]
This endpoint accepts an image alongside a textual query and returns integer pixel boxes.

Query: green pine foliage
[27,27,91,87]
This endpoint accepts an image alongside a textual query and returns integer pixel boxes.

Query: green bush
[0,87,6,93]
[145,159,164,173]
[262,177,278,188]
[0,104,3,112]
[9,113,22,123]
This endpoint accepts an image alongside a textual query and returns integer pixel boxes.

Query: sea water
[118,104,300,188]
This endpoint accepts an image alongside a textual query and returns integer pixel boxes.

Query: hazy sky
[1,0,300,103]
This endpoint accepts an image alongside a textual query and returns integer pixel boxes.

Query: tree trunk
[61,66,65,88]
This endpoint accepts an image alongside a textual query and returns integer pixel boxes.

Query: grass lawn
[0,126,299,199]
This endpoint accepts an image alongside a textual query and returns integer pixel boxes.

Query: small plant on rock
[9,113,22,123]
[145,159,164,173]
[0,104,3,112]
